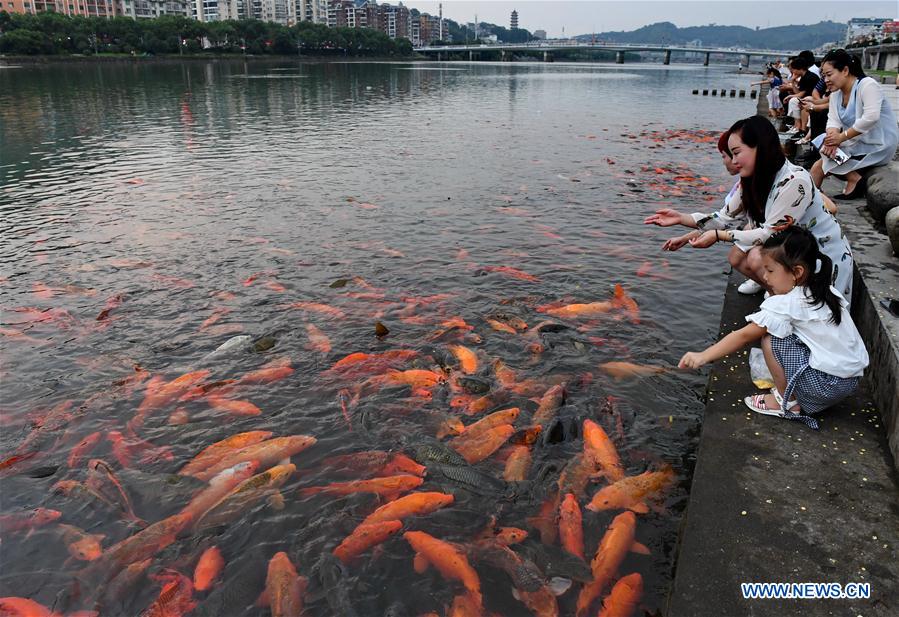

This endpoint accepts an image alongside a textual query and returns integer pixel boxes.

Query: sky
[409,1,898,38]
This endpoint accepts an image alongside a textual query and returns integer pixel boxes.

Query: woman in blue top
[811,49,899,199]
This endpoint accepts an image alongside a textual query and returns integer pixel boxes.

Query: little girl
[752,68,784,118]
[679,226,868,429]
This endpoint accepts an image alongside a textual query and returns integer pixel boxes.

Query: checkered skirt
[770,334,860,429]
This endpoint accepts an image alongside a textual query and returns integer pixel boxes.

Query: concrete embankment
[670,86,899,613]
[667,270,899,616]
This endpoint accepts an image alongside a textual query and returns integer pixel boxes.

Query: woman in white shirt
[680,226,868,429]
[645,116,854,302]
[811,49,899,199]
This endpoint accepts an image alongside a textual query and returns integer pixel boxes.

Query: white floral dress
[690,162,854,301]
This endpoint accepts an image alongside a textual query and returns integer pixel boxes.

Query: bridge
[416,42,797,66]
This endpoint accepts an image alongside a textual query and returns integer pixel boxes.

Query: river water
[1,59,758,616]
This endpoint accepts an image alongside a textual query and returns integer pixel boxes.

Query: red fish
[559,493,584,560]
[193,546,224,592]
[285,301,346,319]
[108,431,174,467]
[0,597,58,617]
[236,358,293,385]
[0,508,61,533]
[597,572,643,617]
[68,432,103,468]
[480,266,540,282]
[141,569,196,617]
[328,350,419,378]
[264,552,307,617]
[298,475,423,501]
[333,520,403,564]
[205,396,262,417]
[405,531,482,608]
[305,324,332,353]
[96,294,125,321]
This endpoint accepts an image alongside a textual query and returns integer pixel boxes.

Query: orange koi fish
[404,531,482,607]
[0,597,58,617]
[194,464,296,531]
[305,324,332,353]
[205,396,262,417]
[68,431,103,468]
[298,475,422,500]
[559,493,584,560]
[451,424,514,464]
[458,407,520,438]
[598,361,667,382]
[185,435,316,482]
[382,453,426,477]
[576,512,649,617]
[526,492,559,545]
[361,492,455,526]
[485,318,518,334]
[480,266,540,282]
[539,300,613,319]
[502,445,532,482]
[96,294,125,321]
[597,572,643,617]
[236,357,293,385]
[178,431,273,477]
[193,546,224,592]
[58,524,105,561]
[328,350,419,378]
[108,431,173,467]
[131,369,211,430]
[264,552,307,617]
[610,284,640,324]
[375,369,444,390]
[532,385,565,427]
[333,520,403,564]
[86,459,142,524]
[141,569,196,617]
[448,345,478,374]
[179,461,260,522]
[85,512,192,576]
[583,420,624,482]
[285,301,346,319]
[0,508,61,533]
[449,593,482,617]
[586,467,675,514]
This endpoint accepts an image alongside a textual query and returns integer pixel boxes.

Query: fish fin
[255,590,269,608]
[629,502,650,514]
[413,552,430,574]
[267,491,285,511]
[511,587,521,601]
[547,577,573,596]
[630,541,651,555]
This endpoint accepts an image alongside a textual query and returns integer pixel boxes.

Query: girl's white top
[746,286,869,378]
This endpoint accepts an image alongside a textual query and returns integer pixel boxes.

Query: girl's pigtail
[806,252,842,325]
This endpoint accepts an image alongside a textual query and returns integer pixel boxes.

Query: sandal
[744,394,785,417]
[769,387,801,412]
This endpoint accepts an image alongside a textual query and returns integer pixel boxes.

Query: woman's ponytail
[806,252,842,325]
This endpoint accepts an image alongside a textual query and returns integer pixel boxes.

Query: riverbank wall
[668,94,899,615]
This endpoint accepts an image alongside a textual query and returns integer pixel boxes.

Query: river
[1,58,759,616]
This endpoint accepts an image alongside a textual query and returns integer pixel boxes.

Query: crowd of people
[761,48,898,200]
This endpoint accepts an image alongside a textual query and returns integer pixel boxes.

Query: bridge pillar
[664,50,671,65]
[543,51,552,62]
[469,50,474,61]
[740,54,750,68]
[616,50,624,64]
[703,52,710,66]
[436,51,441,62]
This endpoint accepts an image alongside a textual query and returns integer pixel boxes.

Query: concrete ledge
[667,272,899,617]
[834,192,899,474]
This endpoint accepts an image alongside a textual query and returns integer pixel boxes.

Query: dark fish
[253,336,277,352]
[541,416,579,447]
[455,376,491,395]
[520,542,592,583]
[429,463,507,495]
[473,544,545,592]
[407,441,467,467]
[536,323,571,334]
[26,465,59,478]
[316,553,361,617]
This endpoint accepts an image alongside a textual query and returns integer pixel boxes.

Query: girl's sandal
[744,394,786,417]
[769,387,801,412]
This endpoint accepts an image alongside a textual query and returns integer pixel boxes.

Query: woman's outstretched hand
[644,208,684,227]
[678,351,708,369]
[662,234,691,251]
[688,230,718,248]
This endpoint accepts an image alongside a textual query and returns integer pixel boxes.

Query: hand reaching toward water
[644,208,685,227]
[678,351,708,369]
[662,234,692,251]
[688,230,718,249]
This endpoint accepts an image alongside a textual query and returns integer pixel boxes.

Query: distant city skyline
[411,1,897,38]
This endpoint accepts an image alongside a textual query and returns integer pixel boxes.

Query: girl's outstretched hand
[644,209,683,227]
[662,235,690,251]
[688,230,718,249]
[679,351,708,369]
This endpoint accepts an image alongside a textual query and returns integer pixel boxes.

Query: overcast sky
[409,1,897,38]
